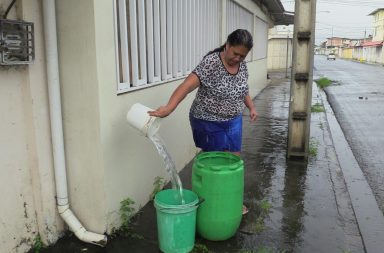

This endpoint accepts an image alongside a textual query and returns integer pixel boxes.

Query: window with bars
[114,0,221,93]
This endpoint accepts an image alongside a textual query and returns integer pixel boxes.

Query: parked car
[327,53,336,60]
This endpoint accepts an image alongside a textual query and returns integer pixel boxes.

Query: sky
[280,0,384,45]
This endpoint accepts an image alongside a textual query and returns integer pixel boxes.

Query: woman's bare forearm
[148,73,200,117]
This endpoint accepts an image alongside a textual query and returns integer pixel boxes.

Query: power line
[316,22,375,29]
[282,0,383,8]
[282,0,383,4]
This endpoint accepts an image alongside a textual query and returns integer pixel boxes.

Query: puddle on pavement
[196,73,363,252]
[38,73,364,253]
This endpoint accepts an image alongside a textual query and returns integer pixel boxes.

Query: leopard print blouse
[190,52,249,121]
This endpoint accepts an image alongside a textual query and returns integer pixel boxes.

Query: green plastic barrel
[154,189,199,253]
[192,152,244,241]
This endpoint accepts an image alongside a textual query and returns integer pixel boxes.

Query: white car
[327,53,336,60]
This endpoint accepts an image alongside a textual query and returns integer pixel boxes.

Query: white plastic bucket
[126,103,161,137]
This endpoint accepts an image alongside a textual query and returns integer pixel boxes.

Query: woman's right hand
[148,105,172,118]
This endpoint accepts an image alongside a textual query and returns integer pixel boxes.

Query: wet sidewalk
[39,72,365,253]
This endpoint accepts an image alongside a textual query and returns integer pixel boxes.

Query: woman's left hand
[244,94,257,122]
[249,108,258,121]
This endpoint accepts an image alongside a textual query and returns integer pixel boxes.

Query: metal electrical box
[0,19,34,65]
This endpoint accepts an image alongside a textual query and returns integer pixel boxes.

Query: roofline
[368,8,384,16]
[252,0,294,25]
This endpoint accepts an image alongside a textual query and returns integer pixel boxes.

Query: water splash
[149,133,185,204]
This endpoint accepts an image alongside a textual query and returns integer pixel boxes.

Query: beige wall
[248,59,268,96]
[268,38,292,70]
[363,46,383,64]
[0,0,62,252]
[372,10,384,42]
[0,66,38,253]
[56,0,270,233]
[342,48,353,59]
[1,0,270,251]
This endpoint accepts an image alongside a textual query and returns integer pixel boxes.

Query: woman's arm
[244,94,258,121]
[148,73,200,117]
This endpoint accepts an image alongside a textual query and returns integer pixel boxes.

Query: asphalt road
[314,55,384,214]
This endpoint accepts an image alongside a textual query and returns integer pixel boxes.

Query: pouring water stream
[149,133,185,204]
[126,103,185,204]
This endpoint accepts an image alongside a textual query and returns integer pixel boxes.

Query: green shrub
[150,176,164,200]
[120,198,135,233]
[315,77,332,89]
[33,234,45,253]
[191,243,213,253]
[309,138,319,157]
[311,103,325,113]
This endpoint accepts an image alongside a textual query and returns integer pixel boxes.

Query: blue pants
[189,115,243,152]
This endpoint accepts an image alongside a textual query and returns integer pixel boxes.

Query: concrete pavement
[38,72,378,253]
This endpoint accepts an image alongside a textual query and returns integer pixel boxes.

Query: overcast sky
[281,0,384,45]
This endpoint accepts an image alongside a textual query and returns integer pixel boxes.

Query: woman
[150,29,256,215]
[149,29,257,156]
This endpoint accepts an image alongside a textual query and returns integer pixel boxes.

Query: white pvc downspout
[42,0,107,247]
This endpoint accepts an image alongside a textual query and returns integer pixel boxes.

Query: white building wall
[0,67,39,253]
[268,38,292,70]
[0,0,63,252]
[267,26,293,71]
[56,0,271,233]
[363,46,383,64]
[0,0,273,250]
[372,10,384,42]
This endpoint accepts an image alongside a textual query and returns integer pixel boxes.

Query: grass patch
[191,243,214,253]
[315,77,332,89]
[239,247,287,253]
[309,138,319,157]
[120,197,135,233]
[253,200,272,233]
[116,197,144,239]
[311,103,325,113]
[33,234,45,253]
[110,197,144,239]
[150,176,165,200]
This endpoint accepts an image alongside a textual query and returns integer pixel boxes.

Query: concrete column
[287,0,317,159]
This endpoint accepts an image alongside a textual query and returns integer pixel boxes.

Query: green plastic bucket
[192,152,244,241]
[154,189,199,253]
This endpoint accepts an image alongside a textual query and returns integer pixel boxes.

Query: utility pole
[287,0,317,159]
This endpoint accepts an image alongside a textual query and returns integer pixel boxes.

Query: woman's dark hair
[205,29,253,56]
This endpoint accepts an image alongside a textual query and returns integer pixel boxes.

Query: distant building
[319,8,384,65]
[369,8,384,42]
[326,37,351,56]
[267,25,293,71]
[348,38,366,61]
[364,8,384,64]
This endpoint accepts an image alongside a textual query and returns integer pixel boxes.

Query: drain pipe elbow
[43,0,107,247]
[58,205,107,247]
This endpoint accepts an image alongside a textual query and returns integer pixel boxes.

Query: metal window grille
[0,19,34,65]
[114,0,221,93]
